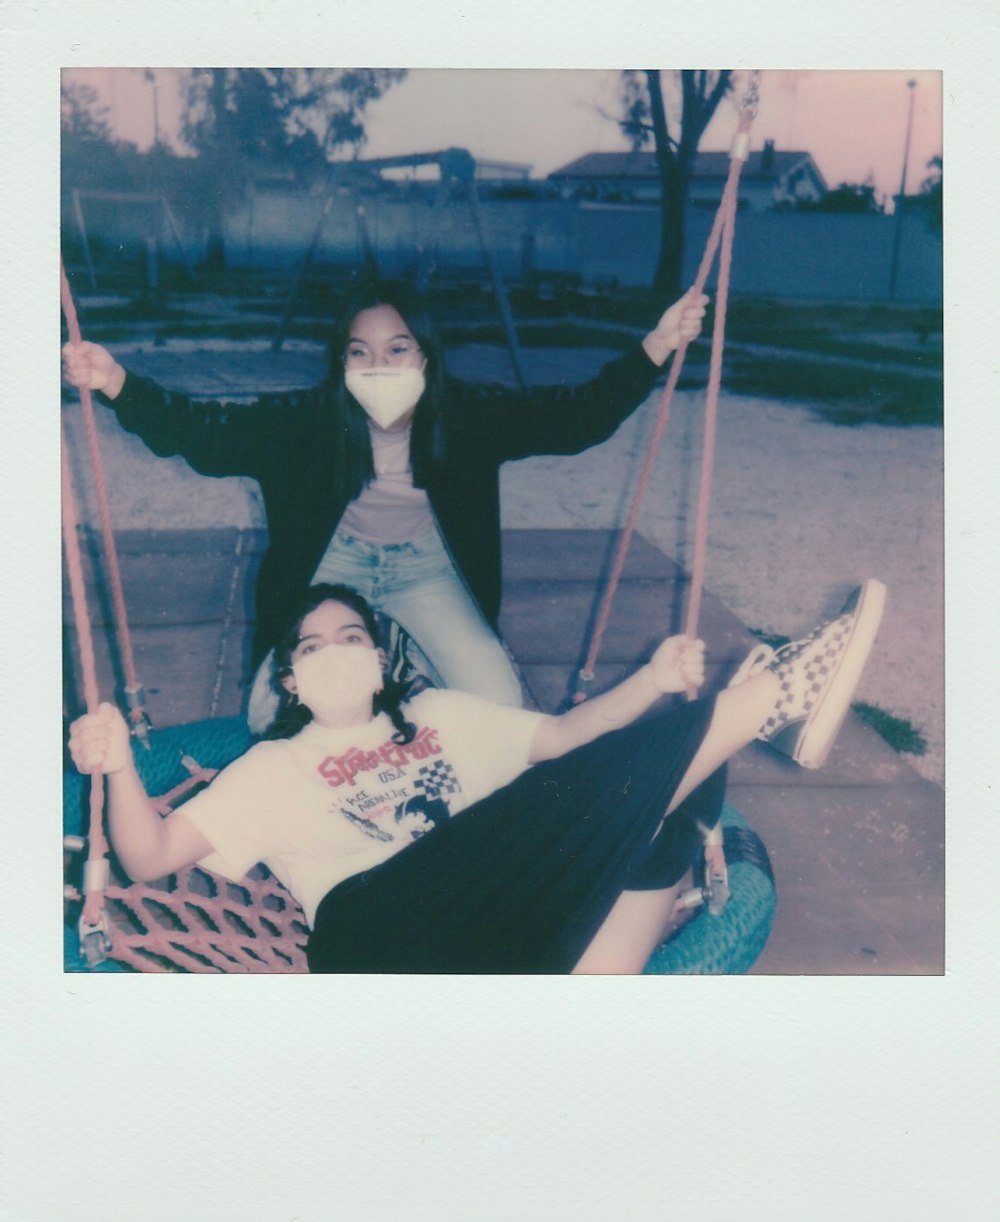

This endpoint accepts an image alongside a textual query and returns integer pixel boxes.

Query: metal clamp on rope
[83,857,110,895]
[730,131,752,162]
[79,860,113,966]
[180,753,206,778]
[78,913,112,968]
[571,667,595,706]
[705,868,731,917]
[676,886,707,912]
[699,820,731,916]
[125,685,153,747]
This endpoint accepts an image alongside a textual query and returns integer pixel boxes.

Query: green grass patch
[722,351,942,426]
[851,702,928,756]
[723,296,941,351]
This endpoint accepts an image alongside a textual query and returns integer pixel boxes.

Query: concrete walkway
[63,524,944,975]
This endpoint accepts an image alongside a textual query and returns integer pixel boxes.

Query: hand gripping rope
[61,261,154,964]
[60,261,152,744]
[61,439,113,964]
[572,70,760,708]
[571,72,762,917]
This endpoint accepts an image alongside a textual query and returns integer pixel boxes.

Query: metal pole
[72,188,97,291]
[888,79,917,301]
[272,192,336,352]
[467,181,528,389]
[417,177,449,292]
[160,196,197,283]
[142,68,159,147]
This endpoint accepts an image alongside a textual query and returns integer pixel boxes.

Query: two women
[68,578,886,974]
[62,280,708,728]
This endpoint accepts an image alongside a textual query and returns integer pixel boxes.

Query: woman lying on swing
[68,578,886,974]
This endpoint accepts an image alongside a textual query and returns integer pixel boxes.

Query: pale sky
[64,67,942,206]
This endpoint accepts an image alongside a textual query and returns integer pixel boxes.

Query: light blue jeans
[247,529,524,733]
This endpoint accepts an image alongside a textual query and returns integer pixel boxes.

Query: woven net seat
[64,716,775,975]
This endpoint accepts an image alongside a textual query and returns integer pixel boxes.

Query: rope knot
[739,70,762,119]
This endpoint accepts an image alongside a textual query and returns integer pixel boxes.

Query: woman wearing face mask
[61,279,708,730]
[67,578,886,974]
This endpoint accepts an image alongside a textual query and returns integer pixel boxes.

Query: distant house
[548,141,828,211]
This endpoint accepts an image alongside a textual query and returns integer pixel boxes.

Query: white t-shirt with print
[178,689,546,927]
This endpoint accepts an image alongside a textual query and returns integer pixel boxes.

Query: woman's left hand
[648,634,706,695]
[642,291,710,365]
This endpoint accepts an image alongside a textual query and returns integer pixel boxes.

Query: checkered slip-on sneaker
[758,579,887,770]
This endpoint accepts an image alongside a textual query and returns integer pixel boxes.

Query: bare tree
[61,81,113,145]
[619,70,733,295]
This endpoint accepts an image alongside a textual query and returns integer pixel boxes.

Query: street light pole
[144,68,160,148]
[888,78,917,301]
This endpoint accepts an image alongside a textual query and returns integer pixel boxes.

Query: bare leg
[664,672,778,815]
[572,871,694,974]
[572,673,778,973]
[574,583,886,972]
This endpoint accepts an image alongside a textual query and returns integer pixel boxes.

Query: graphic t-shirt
[179,689,546,927]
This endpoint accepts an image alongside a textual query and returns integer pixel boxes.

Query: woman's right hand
[648,634,706,695]
[68,703,133,776]
[62,341,126,399]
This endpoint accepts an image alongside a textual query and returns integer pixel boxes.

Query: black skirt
[307,695,722,974]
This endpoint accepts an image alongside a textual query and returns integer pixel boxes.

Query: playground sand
[62,341,944,785]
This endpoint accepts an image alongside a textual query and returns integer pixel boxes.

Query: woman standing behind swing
[62,278,708,730]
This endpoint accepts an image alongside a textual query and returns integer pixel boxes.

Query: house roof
[548,149,824,188]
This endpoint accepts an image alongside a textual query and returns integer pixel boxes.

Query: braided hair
[261,583,417,744]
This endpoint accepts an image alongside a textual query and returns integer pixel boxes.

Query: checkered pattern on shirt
[412,759,462,801]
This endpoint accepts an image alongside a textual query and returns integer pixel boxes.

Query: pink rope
[59,266,306,973]
[151,767,219,817]
[575,98,755,702]
[682,142,744,698]
[60,262,150,738]
[61,429,108,927]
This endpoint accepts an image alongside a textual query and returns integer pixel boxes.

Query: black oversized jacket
[106,345,663,667]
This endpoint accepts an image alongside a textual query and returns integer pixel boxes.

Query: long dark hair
[325,279,449,502]
[262,583,417,744]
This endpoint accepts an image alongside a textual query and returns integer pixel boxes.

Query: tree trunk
[647,70,683,296]
[653,172,686,296]
[645,69,732,297]
[204,69,230,273]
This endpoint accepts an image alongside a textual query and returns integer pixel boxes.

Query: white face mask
[345,366,426,430]
[291,643,383,723]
